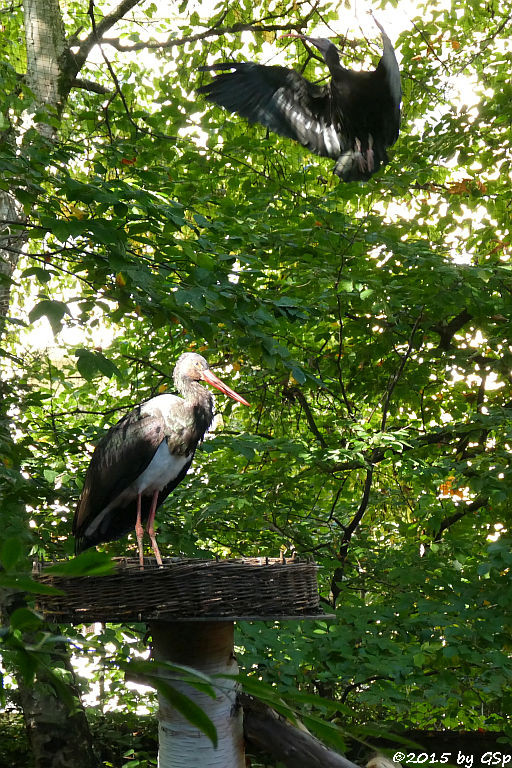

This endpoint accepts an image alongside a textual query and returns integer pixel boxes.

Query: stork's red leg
[354,137,366,172]
[135,492,145,567]
[146,489,163,566]
[366,134,375,173]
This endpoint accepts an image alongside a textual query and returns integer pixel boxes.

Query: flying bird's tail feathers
[334,146,389,182]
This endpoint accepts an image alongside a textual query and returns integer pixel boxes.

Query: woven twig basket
[33,557,322,623]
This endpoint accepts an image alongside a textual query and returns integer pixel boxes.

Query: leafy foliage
[1,0,512,759]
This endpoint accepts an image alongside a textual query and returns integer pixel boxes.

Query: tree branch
[330,467,374,604]
[434,495,488,541]
[284,385,327,447]
[83,0,154,138]
[432,308,473,350]
[340,675,393,704]
[72,0,142,74]
[72,77,111,95]
[329,416,500,473]
[380,311,423,432]
[241,693,362,768]
[100,20,309,52]
[329,313,423,601]
[342,468,374,548]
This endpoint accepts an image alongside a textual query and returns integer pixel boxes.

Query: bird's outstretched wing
[198,62,346,160]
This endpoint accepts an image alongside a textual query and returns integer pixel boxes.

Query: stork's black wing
[198,62,347,160]
[73,407,168,551]
[373,19,402,147]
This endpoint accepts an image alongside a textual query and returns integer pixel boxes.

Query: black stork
[72,352,250,566]
[197,18,401,182]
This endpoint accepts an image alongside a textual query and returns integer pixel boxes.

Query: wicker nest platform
[33,557,324,624]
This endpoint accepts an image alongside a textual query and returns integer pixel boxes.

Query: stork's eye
[188,361,204,379]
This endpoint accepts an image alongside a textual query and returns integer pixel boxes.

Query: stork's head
[304,37,335,57]
[174,352,250,406]
[280,33,340,66]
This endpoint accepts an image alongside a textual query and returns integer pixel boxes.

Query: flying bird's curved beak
[278,34,331,58]
[278,33,306,41]
[201,369,250,407]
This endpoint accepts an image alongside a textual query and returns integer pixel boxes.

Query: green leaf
[74,349,120,380]
[127,658,216,694]
[28,299,69,335]
[94,351,121,378]
[0,573,63,595]
[45,550,116,577]
[14,188,37,207]
[75,348,99,380]
[9,606,42,632]
[290,365,306,384]
[193,213,210,228]
[153,679,218,746]
[43,468,58,483]
[0,537,23,571]
[300,712,348,752]
[21,267,53,284]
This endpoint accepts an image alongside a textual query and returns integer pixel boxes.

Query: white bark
[151,621,245,768]
[0,0,68,335]
[23,0,66,131]
[0,191,24,331]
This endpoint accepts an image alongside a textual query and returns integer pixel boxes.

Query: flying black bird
[73,352,250,565]
[197,19,401,181]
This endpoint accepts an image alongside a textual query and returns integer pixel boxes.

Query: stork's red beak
[201,369,250,406]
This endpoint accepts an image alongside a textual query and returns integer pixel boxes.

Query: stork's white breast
[84,442,191,539]
[135,440,192,494]
[140,394,187,428]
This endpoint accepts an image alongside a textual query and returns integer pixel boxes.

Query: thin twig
[380,309,423,432]
[88,1,143,137]
[284,385,326,447]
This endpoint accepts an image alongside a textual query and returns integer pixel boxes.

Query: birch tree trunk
[17,643,97,768]
[23,0,67,126]
[0,2,138,765]
[0,191,24,335]
[0,0,65,334]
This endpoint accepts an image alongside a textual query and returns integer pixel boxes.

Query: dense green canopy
[0,0,511,759]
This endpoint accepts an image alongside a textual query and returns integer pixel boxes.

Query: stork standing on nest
[73,352,250,566]
[198,17,401,181]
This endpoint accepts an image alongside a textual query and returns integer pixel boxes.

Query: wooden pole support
[150,620,244,768]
